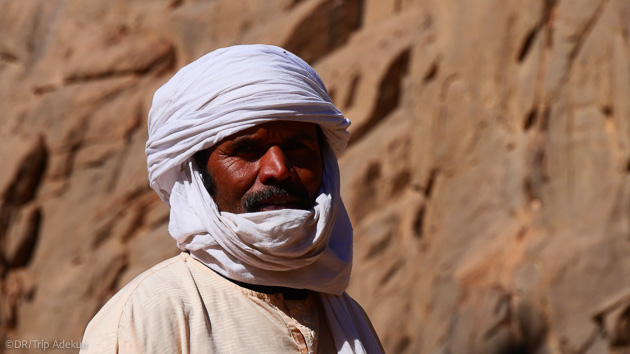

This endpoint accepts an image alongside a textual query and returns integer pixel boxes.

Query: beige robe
[81,253,379,353]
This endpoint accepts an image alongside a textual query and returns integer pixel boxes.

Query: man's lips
[243,185,311,212]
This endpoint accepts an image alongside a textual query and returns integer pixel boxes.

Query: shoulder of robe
[80,253,203,353]
[345,294,385,353]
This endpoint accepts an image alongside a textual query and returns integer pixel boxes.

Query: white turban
[146,44,381,353]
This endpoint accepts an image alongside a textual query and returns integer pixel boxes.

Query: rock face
[1,0,629,353]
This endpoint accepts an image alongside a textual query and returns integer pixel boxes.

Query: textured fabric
[80,253,382,354]
[143,44,381,353]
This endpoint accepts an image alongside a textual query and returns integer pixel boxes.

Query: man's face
[204,121,323,213]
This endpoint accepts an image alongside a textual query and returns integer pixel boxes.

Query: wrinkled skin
[204,121,323,213]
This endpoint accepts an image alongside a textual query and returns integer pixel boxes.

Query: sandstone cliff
[1,0,630,353]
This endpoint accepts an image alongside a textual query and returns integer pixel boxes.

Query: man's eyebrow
[284,133,318,142]
[230,136,260,145]
[230,133,317,145]
[289,133,317,140]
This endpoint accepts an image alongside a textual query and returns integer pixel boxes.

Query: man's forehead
[220,121,319,143]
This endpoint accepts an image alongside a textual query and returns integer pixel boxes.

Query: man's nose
[259,146,292,184]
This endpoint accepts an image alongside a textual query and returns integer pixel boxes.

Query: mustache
[243,185,311,212]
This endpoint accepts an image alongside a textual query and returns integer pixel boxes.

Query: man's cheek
[303,171,323,197]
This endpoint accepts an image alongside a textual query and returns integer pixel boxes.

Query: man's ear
[193,149,217,197]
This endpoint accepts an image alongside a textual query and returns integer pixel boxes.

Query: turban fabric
[146,44,381,353]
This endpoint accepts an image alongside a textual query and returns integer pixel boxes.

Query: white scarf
[146,44,381,353]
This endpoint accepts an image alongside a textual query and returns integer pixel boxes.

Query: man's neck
[212,269,309,300]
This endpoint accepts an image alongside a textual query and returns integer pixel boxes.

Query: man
[81,44,382,353]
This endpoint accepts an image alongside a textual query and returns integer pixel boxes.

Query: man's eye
[234,145,252,152]
[285,141,309,150]
[233,146,258,154]
[231,145,261,158]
